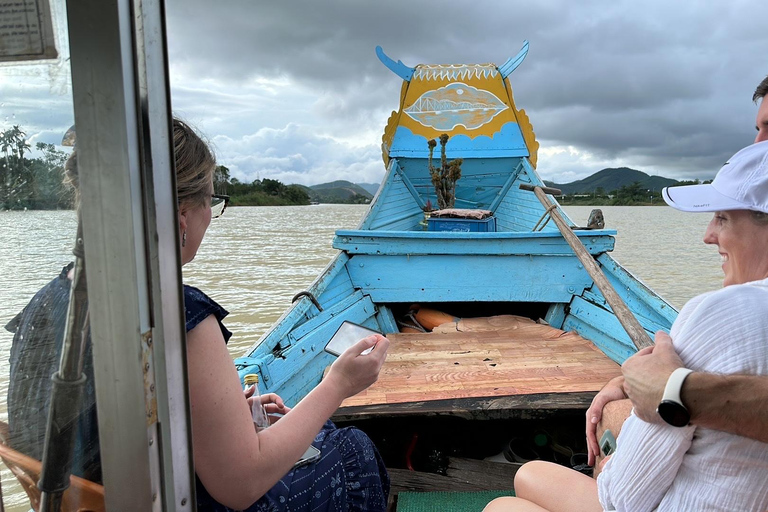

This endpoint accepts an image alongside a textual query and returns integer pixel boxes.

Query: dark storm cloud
[3,1,766,183]
[164,0,768,183]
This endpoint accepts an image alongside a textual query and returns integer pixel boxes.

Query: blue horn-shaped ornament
[375,46,415,82]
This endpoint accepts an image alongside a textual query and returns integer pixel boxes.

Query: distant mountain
[355,182,381,196]
[543,167,678,195]
[304,180,373,204]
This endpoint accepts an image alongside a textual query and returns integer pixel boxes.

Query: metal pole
[65,0,195,508]
[38,222,90,511]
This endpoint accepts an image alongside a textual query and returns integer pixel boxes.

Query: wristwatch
[657,367,694,427]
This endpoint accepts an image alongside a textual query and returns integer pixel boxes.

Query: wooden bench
[0,421,104,512]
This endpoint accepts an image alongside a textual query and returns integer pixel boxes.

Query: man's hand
[586,376,626,466]
[622,331,684,422]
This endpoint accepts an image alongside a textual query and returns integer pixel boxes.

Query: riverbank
[557,197,666,206]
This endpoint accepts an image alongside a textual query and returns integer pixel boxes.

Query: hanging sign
[0,0,57,62]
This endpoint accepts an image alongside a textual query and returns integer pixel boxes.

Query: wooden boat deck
[335,316,621,421]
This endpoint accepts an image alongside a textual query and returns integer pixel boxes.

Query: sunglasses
[211,194,230,219]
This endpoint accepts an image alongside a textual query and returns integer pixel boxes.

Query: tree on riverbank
[1,126,72,210]
[0,125,308,210]
[557,179,712,206]
[215,166,309,206]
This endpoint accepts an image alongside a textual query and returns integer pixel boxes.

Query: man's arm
[592,398,632,479]
[585,375,627,467]
[622,331,768,443]
[682,372,768,443]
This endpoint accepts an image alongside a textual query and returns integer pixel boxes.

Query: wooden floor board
[339,318,621,414]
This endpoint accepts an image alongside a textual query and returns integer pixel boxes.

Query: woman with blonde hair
[7,119,390,511]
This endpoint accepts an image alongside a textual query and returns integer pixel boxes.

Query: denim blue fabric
[195,420,390,512]
[184,284,232,342]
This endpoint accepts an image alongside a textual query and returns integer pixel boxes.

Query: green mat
[396,490,515,512]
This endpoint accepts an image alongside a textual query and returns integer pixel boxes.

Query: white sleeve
[599,282,768,511]
[672,284,768,375]
[598,415,694,512]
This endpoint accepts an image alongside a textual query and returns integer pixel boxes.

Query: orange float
[413,308,460,331]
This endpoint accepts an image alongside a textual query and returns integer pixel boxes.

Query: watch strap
[662,367,694,405]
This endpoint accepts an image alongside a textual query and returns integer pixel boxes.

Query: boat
[234,42,677,499]
[1,12,677,505]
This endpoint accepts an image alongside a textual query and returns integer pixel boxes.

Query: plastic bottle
[243,373,270,431]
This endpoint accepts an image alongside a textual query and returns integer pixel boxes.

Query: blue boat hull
[235,45,676,408]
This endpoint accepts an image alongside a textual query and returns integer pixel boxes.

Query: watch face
[657,400,690,427]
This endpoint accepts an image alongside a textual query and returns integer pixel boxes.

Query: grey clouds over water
[3,0,767,185]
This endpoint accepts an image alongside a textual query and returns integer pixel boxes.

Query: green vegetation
[306,180,372,204]
[215,168,372,206]
[0,125,73,210]
[3,123,706,211]
[355,182,380,196]
[557,180,711,206]
[0,125,309,210]
[544,167,677,196]
[214,166,310,206]
[427,134,462,209]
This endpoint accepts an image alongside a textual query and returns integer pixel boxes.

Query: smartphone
[324,321,380,357]
[600,429,617,457]
[293,445,322,468]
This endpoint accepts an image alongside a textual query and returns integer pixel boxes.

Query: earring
[182,230,187,247]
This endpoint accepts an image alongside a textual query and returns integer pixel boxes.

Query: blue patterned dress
[185,286,390,512]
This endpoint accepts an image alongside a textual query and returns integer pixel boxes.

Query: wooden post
[520,184,654,350]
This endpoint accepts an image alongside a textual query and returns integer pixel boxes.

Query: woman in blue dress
[6,119,390,511]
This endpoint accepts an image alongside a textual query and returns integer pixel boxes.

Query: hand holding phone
[325,321,381,357]
[324,323,389,399]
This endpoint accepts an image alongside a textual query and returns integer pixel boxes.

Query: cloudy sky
[2,0,767,185]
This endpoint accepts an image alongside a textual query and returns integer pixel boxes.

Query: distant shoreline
[3,201,668,212]
[556,199,667,207]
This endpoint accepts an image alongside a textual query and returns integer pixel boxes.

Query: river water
[0,204,721,509]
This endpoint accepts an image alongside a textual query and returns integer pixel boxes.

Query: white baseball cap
[663,140,768,214]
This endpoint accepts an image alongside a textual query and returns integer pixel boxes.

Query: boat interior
[231,46,677,505]
[336,313,622,419]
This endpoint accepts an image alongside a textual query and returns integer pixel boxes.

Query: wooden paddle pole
[520,184,654,350]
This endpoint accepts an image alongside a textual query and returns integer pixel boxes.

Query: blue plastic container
[427,216,497,232]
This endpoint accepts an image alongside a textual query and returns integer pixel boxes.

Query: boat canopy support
[66,0,195,509]
[38,223,89,511]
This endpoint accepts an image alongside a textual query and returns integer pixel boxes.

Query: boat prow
[234,45,676,496]
[237,44,674,408]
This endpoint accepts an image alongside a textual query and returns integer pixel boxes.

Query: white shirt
[598,277,768,512]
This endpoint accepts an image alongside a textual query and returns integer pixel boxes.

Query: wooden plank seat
[0,421,105,512]
[335,315,621,420]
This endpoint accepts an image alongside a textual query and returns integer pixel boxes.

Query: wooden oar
[520,184,654,350]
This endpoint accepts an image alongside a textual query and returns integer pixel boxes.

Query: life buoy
[414,308,460,331]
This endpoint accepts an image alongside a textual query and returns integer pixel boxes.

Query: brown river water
[0,204,721,509]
